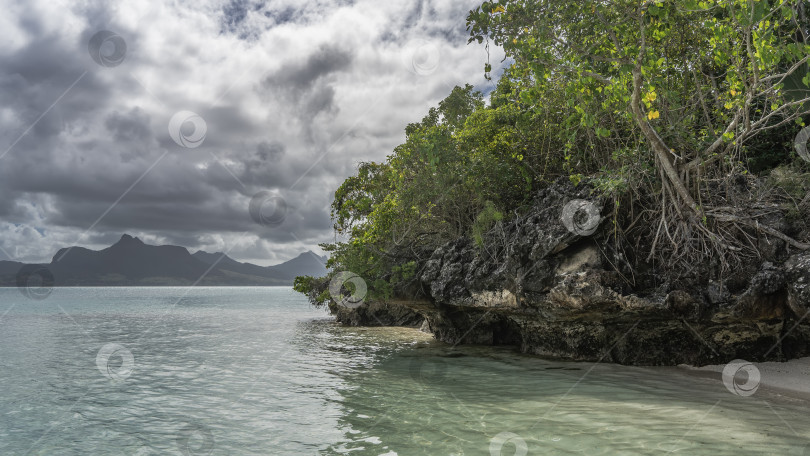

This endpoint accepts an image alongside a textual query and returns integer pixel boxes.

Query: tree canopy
[296,0,810,305]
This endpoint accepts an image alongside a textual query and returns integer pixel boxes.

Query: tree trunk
[630,67,701,217]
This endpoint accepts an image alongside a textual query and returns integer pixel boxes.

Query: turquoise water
[0,287,808,455]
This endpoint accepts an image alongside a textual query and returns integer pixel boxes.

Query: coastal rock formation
[330,299,425,327]
[786,253,810,317]
[330,180,810,366]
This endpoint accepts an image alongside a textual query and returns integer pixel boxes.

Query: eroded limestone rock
[332,179,810,366]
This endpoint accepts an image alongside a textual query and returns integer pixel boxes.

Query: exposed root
[626,174,808,285]
[710,211,810,250]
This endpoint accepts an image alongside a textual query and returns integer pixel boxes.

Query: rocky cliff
[325,180,810,366]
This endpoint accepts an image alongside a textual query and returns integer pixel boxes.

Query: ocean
[0,287,807,455]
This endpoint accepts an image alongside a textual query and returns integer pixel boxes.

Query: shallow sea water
[0,287,807,455]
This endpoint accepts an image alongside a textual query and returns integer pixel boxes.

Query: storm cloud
[0,0,501,266]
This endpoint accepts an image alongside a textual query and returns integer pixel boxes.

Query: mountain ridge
[0,235,327,287]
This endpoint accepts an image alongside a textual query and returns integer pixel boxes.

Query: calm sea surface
[0,287,808,455]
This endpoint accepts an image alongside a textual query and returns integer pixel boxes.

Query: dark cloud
[271,44,353,91]
[256,141,284,161]
[263,7,297,26]
[105,107,152,144]
[222,0,251,32]
[262,44,353,123]
[221,0,269,40]
[0,0,499,265]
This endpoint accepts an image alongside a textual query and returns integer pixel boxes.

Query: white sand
[680,357,810,398]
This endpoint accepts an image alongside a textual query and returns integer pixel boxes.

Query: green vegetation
[298,0,810,304]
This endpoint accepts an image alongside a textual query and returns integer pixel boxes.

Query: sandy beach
[680,357,810,401]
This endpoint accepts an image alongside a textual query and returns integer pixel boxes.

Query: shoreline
[678,357,810,403]
[347,323,810,404]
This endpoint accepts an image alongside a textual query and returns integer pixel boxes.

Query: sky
[0,0,503,266]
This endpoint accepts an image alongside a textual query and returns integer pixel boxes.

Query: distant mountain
[192,250,273,277]
[0,261,24,278]
[267,251,329,281]
[191,250,328,282]
[0,234,327,287]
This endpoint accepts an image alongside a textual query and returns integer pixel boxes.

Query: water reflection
[1,287,808,456]
[320,330,810,455]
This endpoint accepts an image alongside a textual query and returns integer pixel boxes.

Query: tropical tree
[467,0,810,262]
